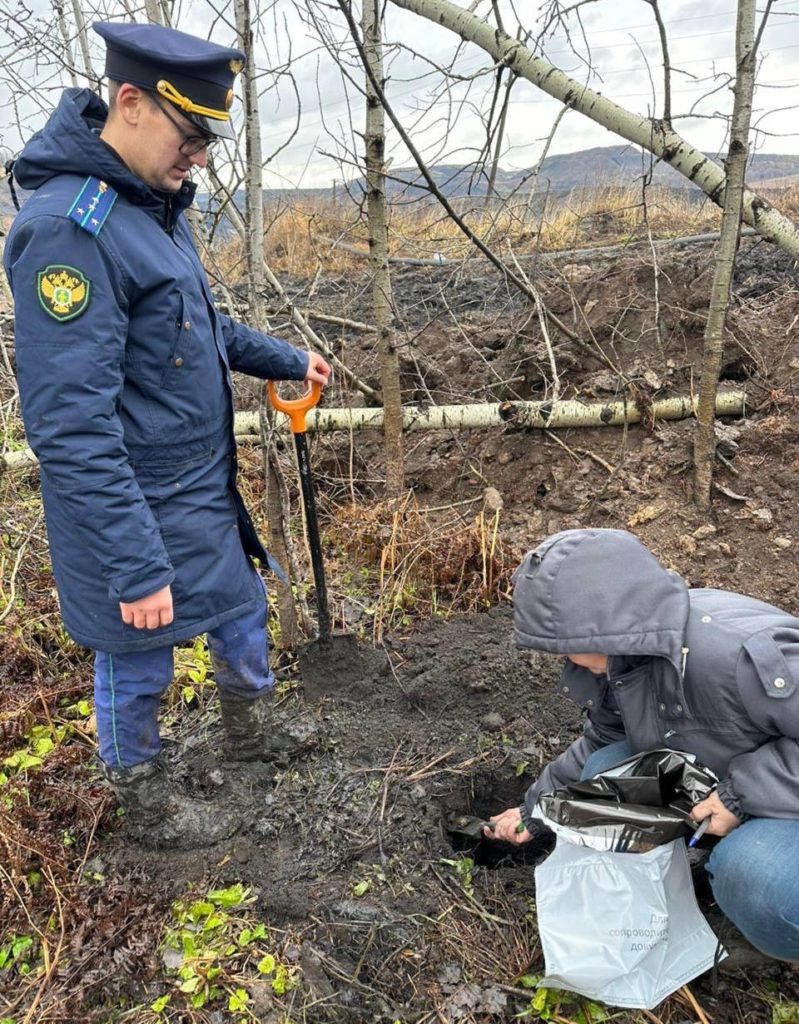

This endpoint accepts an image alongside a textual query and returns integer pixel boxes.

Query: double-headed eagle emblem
[37,265,90,322]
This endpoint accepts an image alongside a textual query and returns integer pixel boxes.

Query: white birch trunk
[693,0,756,508]
[70,0,96,82]
[363,0,405,494]
[54,1,78,89]
[388,0,799,258]
[0,392,746,473]
[143,0,164,26]
[234,0,300,645]
[235,391,745,436]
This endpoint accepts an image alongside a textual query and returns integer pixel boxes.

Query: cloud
[2,0,799,189]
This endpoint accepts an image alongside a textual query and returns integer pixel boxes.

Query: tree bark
[693,0,757,508]
[235,0,298,648]
[387,0,799,258]
[70,0,97,84]
[54,2,78,89]
[143,0,164,26]
[362,0,405,495]
[2,392,746,474]
[236,391,746,435]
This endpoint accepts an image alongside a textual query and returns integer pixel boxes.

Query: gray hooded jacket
[514,529,799,826]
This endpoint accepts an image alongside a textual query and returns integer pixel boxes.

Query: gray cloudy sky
[2,0,799,189]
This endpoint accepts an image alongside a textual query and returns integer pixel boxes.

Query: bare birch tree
[358,0,404,495]
[693,0,760,508]
[234,0,300,647]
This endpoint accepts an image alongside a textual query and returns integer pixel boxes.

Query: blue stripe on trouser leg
[207,589,273,699]
[94,646,174,768]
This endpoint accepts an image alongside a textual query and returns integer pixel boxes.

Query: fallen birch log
[238,390,744,435]
[0,391,745,474]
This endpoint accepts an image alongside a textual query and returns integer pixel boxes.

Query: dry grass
[327,491,515,643]
[208,183,799,280]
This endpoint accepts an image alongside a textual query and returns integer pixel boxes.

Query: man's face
[563,653,609,675]
[132,94,214,192]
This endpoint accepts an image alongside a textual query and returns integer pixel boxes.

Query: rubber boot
[218,689,319,765]
[102,756,240,850]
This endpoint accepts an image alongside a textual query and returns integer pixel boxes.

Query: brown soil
[3,236,799,1023]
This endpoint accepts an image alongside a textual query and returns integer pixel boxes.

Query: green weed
[440,856,475,898]
[173,635,213,707]
[757,980,799,1024]
[515,975,617,1021]
[0,705,92,786]
[153,881,299,1017]
[0,932,42,981]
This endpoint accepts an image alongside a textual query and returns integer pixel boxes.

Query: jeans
[580,739,799,962]
[94,597,272,769]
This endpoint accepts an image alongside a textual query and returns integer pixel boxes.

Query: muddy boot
[218,689,319,765]
[103,756,240,850]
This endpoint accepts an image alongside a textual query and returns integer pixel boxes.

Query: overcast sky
[2,0,799,189]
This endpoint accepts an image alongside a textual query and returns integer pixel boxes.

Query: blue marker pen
[688,817,711,848]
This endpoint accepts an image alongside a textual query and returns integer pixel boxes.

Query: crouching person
[486,528,799,964]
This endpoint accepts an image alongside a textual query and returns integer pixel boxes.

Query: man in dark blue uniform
[3,22,331,849]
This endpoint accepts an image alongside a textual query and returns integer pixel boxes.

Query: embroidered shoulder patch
[37,265,91,322]
[67,176,117,236]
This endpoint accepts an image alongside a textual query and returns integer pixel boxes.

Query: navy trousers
[94,597,272,769]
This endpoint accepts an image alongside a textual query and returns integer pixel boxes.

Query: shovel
[445,813,528,839]
[445,814,496,839]
[267,380,365,696]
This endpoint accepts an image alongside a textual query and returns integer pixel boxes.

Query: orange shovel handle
[266,380,321,434]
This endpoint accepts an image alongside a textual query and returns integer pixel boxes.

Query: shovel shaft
[292,432,332,642]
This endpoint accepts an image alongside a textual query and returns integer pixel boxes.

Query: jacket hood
[12,87,195,211]
[512,529,689,672]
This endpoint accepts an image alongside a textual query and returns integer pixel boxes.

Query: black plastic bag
[535,748,718,853]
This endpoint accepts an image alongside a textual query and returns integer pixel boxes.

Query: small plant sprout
[440,856,475,897]
[159,882,298,1013]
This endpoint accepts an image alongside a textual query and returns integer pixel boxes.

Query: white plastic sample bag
[532,749,724,1008]
[534,838,722,1008]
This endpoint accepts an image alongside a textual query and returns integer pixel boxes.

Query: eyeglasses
[151,95,217,157]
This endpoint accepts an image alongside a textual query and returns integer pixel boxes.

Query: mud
[131,239,799,1020]
[5,237,799,1022]
[99,607,797,1022]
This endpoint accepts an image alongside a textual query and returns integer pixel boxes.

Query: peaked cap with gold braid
[93,21,244,140]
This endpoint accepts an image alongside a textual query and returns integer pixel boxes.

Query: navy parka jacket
[3,88,309,652]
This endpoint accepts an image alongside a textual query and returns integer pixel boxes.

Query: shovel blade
[445,813,494,839]
[299,633,365,699]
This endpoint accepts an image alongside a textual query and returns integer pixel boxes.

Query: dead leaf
[678,535,698,556]
[627,503,666,527]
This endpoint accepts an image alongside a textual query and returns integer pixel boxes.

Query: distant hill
[371,146,799,199]
[202,145,799,213]
[4,144,799,226]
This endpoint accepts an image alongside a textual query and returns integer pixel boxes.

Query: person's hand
[484,806,532,844]
[305,352,331,386]
[120,584,173,629]
[691,790,741,838]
